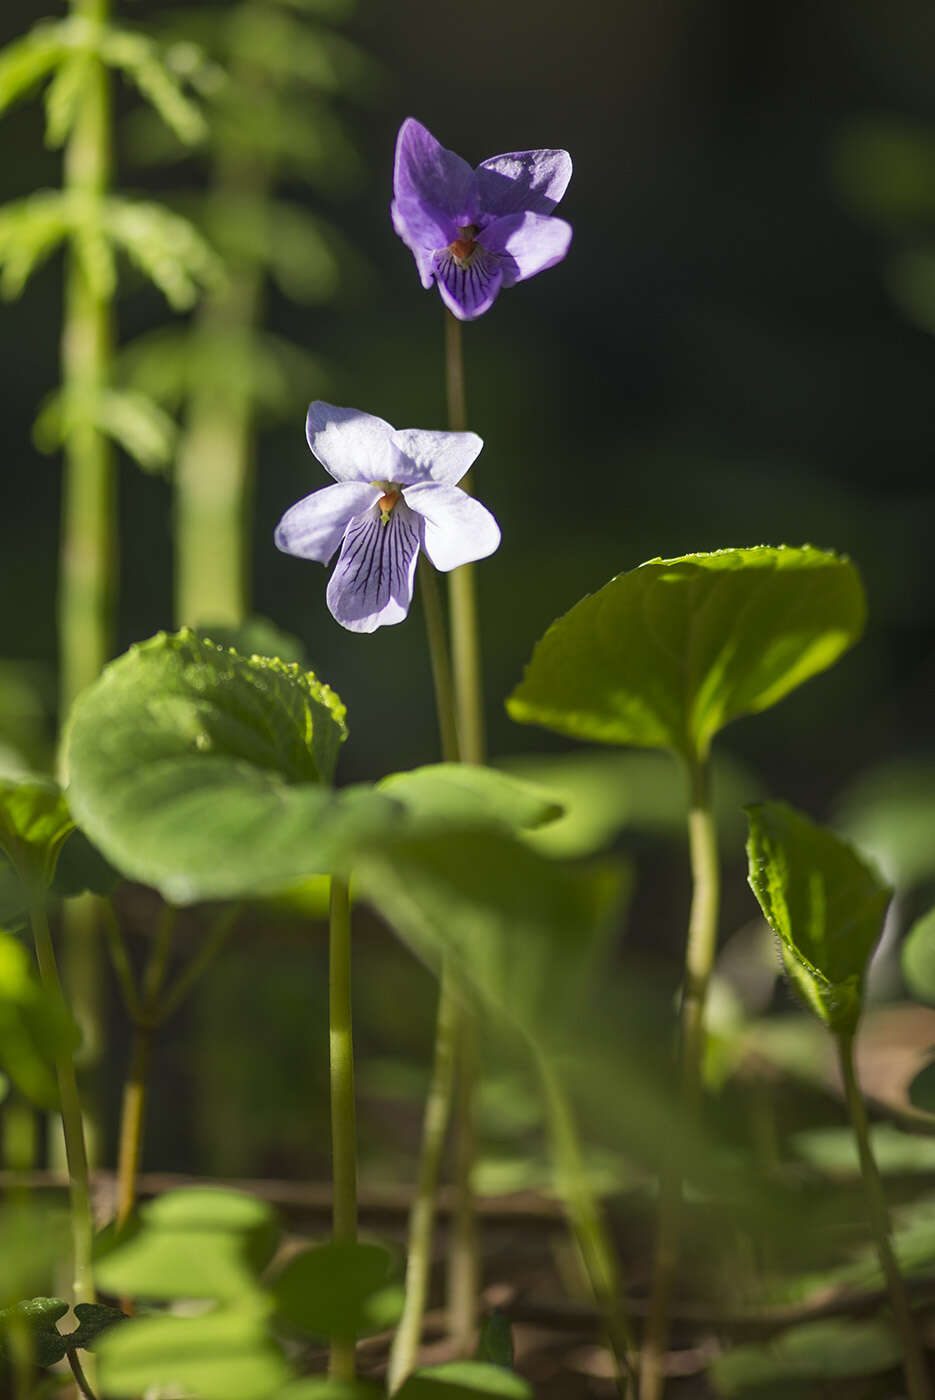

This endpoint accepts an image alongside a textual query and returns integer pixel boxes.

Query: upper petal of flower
[479,212,573,288]
[306,402,398,483]
[390,428,483,486]
[433,247,503,321]
[402,482,501,572]
[274,481,380,565]
[476,149,572,218]
[393,118,476,250]
[326,504,421,633]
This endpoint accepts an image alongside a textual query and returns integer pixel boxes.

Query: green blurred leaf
[34,385,177,471]
[711,1317,901,1395]
[834,119,935,228]
[99,27,206,144]
[379,764,561,836]
[43,52,92,147]
[64,630,401,903]
[193,618,308,667]
[835,759,935,888]
[887,247,935,340]
[498,748,760,858]
[50,828,121,898]
[105,196,223,308]
[0,191,70,298]
[0,1297,68,1367]
[272,1384,383,1400]
[474,1311,514,1369]
[356,830,626,1050]
[95,1187,278,1301]
[0,775,73,889]
[272,1241,395,1338]
[508,546,864,762]
[395,1362,531,1399]
[0,22,69,115]
[96,1303,290,1400]
[0,929,79,1105]
[791,1124,935,1176]
[745,801,891,1034]
[903,907,935,1005]
[0,1204,69,1306]
[909,1059,935,1116]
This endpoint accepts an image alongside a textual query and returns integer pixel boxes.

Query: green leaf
[50,829,121,898]
[34,386,177,472]
[0,191,70,298]
[745,801,891,1034]
[356,830,626,1050]
[96,1304,291,1400]
[272,1384,383,1400]
[909,1059,935,1115]
[710,1317,902,1394]
[192,618,308,667]
[272,1241,395,1338]
[95,1187,278,1301]
[104,196,223,309]
[65,1301,126,1352]
[64,631,399,903]
[43,53,92,147]
[791,1124,935,1175]
[0,1204,69,1306]
[474,1311,514,1368]
[0,929,79,1105]
[379,765,561,836]
[99,28,207,145]
[903,907,935,1009]
[835,758,935,887]
[0,22,69,115]
[395,1361,532,1398]
[0,1297,69,1367]
[508,546,864,761]
[0,776,73,889]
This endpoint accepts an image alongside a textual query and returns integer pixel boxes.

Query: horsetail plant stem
[838,1032,933,1400]
[27,893,95,1306]
[328,875,358,1382]
[640,755,719,1400]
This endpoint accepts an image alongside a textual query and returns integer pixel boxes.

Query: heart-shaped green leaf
[395,1361,532,1398]
[508,546,864,761]
[272,1240,397,1338]
[0,929,79,1105]
[95,1303,291,1400]
[902,906,935,1005]
[746,801,891,1034]
[710,1316,901,1394]
[64,631,398,903]
[0,1297,68,1367]
[0,777,73,890]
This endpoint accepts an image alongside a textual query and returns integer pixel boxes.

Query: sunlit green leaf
[100,28,206,144]
[379,765,561,837]
[711,1317,901,1394]
[0,22,69,115]
[96,1304,290,1400]
[395,1361,532,1398]
[745,801,891,1034]
[0,191,70,298]
[0,929,79,1105]
[43,52,91,147]
[272,1241,397,1338]
[508,546,864,762]
[193,618,309,667]
[34,386,177,472]
[0,776,73,889]
[105,196,223,308]
[902,906,935,1005]
[64,630,399,903]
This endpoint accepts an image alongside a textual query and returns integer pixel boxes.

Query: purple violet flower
[391,117,573,321]
[275,402,501,633]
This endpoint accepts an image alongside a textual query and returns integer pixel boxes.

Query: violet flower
[391,117,572,321]
[275,402,501,633]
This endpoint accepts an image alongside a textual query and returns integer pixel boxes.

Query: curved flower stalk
[392,116,573,320]
[275,402,501,633]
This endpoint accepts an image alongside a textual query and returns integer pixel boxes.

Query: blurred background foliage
[2,0,935,1246]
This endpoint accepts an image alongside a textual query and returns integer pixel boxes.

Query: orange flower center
[377,488,401,522]
[448,224,478,266]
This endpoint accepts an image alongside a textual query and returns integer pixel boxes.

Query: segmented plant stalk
[838,1033,933,1400]
[442,308,482,1352]
[28,895,95,1306]
[640,757,719,1400]
[328,876,358,1381]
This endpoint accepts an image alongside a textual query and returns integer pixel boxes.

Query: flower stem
[387,961,460,1393]
[838,1032,932,1400]
[28,895,95,1306]
[536,1047,636,1399]
[417,558,460,763]
[442,306,482,1353]
[329,875,358,1381]
[640,755,719,1400]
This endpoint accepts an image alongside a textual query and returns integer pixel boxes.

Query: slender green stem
[418,557,460,762]
[329,876,357,1382]
[537,1048,636,1399]
[67,1348,99,1400]
[387,961,461,1393]
[442,306,482,1353]
[640,755,719,1400]
[158,905,240,1023]
[838,1033,932,1400]
[28,896,95,1305]
[100,901,142,1021]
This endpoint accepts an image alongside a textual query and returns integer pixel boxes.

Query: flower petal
[479,212,572,289]
[391,203,439,288]
[326,505,421,633]
[402,483,501,572]
[274,481,380,564]
[476,149,572,218]
[390,428,483,486]
[392,118,475,251]
[433,247,503,321]
[306,402,398,483]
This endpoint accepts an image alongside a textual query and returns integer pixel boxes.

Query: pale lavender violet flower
[275,402,501,633]
[391,117,573,321]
